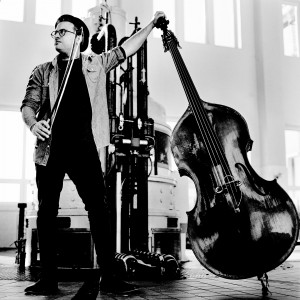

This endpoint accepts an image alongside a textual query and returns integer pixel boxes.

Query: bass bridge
[214,174,242,212]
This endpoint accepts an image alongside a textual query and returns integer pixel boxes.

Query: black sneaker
[100,277,138,294]
[71,279,99,300]
[24,278,58,295]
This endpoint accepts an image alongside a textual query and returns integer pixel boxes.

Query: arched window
[213,0,242,48]
[0,110,35,203]
[282,3,299,57]
[183,0,206,44]
[0,0,24,22]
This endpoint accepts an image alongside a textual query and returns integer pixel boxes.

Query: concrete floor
[0,247,299,299]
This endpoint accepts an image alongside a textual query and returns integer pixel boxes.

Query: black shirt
[51,56,94,152]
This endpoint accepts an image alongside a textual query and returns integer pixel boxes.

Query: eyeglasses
[51,29,76,38]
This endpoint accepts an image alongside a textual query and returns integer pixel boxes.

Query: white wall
[0,21,55,108]
[1,0,300,247]
[282,57,300,128]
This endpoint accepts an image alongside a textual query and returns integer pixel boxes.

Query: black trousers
[35,141,114,279]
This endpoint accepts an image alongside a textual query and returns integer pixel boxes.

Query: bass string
[168,40,225,171]
[166,40,218,167]
[168,37,240,208]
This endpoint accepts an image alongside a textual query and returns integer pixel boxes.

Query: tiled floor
[0,247,299,299]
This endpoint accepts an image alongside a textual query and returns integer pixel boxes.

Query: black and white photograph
[0,0,299,299]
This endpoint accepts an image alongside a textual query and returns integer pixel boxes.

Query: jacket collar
[50,53,93,70]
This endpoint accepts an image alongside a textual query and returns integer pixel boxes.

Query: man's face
[53,21,79,56]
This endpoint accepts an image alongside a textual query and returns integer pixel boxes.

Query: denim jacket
[21,47,125,166]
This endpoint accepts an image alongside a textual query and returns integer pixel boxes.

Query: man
[21,11,165,299]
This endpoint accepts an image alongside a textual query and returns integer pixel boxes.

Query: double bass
[156,18,299,280]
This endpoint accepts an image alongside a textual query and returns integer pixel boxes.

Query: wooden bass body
[171,101,299,279]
